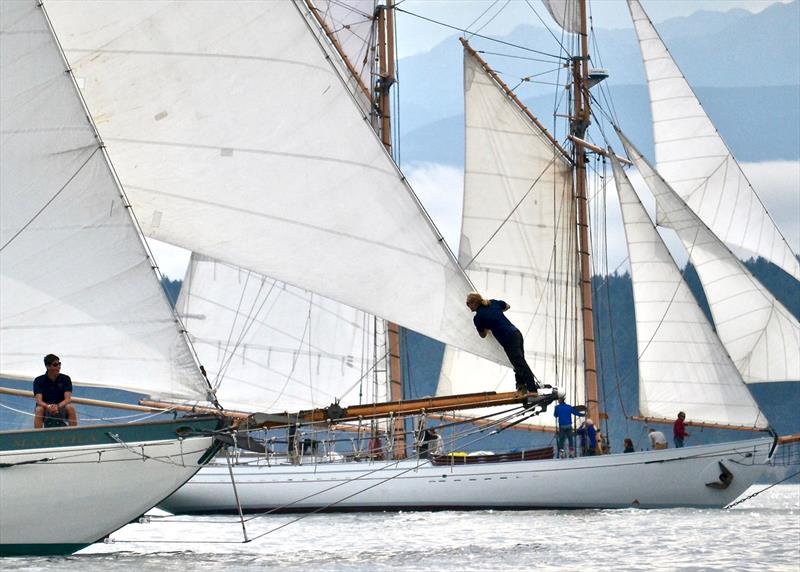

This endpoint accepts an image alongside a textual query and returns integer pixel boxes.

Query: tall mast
[376,0,406,459]
[572,0,600,430]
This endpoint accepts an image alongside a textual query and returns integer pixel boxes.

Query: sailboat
[0,1,226,556]
[152,0,795,513]
[13,0,790,522]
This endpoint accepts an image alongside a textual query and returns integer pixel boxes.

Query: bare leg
[34,405,45,428]
[64,404,78,426]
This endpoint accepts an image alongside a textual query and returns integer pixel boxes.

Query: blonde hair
[465,292,488,307]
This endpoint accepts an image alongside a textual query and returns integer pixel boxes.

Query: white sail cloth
[0,1,208,402]
[177,255,389,414]
[627,0,800,281]
[619,132,800,384]
[43,0,506,367]
[541,0,581,34]
[610,155,767,429]
[437,50,584,426]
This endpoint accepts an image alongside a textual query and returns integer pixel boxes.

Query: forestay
[628,0,800,281]
[437,50,584,426]
[620,132,800,384]
[43,0,506,366]
[610,155,767,429]
[0,1,208,402]
[178,255,389,414]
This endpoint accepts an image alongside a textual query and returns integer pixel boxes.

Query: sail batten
[610,152,767,429]
[0,1,208,402]
[628,0,800,281]
[44,0,506,366]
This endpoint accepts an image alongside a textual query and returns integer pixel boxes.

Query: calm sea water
[12,484,799,571]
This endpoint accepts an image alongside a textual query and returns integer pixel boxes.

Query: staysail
[619,132,800,384]
[627,0,800,281]
[0,1,208,402]
[436,47,584,426]
[541,0,581,34]
[610,154,767,429]
[177,254,389,414]
[43,0,506,366]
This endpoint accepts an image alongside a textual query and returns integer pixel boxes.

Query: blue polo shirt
[473,299,518,347]
[554,402,584,427]
[33,373,72,404]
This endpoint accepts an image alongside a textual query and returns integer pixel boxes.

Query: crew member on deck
[554,393,584,457]
[648,427,668,450]
[673,411,690,448]
[465,292,539,393]
[33,354,77,428]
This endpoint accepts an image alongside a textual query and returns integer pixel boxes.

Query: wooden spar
[0,386,166,414]
[139,399,250,419]
[141,390,554,430]
[376,0,406,459]
[573,0,601,433]
[778,434,800,445]
[566,135,633,165]
[305,0,372,102]
[459,38,571,163]
[630,415,771,433]
[427,412,556,434]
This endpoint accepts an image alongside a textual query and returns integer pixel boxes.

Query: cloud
[404,161,465,252]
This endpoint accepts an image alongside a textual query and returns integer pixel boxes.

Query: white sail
[541,0,581,34]
[610,155,767,429]
[310,0,376,106]
[627,0,800,281]
[0,1,208,402]
[177,255,389,413]
[619,132,800,384]
[437,49,584,425]
[43,0,506,366]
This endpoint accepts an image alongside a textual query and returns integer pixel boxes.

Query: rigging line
[0,146,101,252]
[463,156,558,270]
[464,0,503,38]
[474,50,564,65]
[466,0,511,38]
[263,303,314,411]
[725,468,800,509]
[522,0,572,59]
[223,446,249,542]
[214,269,257,386]
[393,6,568,61]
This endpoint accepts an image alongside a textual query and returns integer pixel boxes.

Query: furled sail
[43,1,506,366]
[436,48,584,426]
[627,0,800,281]
[0,1,208,402]
[541,0,581,34]
[177,255,389,413]
[619,132,800,384]
[610,154,767,429]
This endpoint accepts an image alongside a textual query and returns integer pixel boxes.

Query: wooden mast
[375,0,406,459]
[572,0,601,433]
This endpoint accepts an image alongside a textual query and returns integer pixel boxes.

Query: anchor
[705,461,734,489]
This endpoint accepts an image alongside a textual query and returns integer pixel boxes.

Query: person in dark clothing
[623,438,635,453]
[673,411,690,448]
[33,353,77,428]
[576,418,598,456]
[465,292,539,393]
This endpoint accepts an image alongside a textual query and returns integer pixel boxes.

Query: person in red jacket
[673,411,690,448]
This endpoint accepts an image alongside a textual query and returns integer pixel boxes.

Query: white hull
[160,437,774,513]
[0,418,219,555]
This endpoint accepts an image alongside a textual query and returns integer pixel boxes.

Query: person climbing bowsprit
[466,292,540,393]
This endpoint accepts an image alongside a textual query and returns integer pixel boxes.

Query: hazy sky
[394,0,793,57]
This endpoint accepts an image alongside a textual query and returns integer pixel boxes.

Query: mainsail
[177,254,389,414]
[610,154,767,429]
[619,132,800,384]
[436,47,584,427]
[628,0,800,281]
[0,0,207,402]
[43,0,506,366]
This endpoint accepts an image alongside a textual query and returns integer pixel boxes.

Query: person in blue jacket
[576,418,598,456]
[554,393,584,457]
[466,292,539,393]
